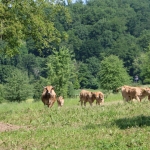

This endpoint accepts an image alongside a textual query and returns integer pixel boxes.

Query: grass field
[0,93,150,150]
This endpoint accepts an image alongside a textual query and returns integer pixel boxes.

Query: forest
[1,0,150,102]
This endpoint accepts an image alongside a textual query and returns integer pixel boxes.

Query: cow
[57,96,64,107]
[119,85,132,102]
[79,90,95,106]
[128,87,150,102]
[41,85,56,108]
[117,85,150,102]
[93,91,104,105]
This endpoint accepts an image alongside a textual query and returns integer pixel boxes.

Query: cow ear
[44,86,46,89]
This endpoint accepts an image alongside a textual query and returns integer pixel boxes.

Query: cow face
[95,92,104,100]
[93,92,100,99]
[44,86,54,96]
[145,88,150,95]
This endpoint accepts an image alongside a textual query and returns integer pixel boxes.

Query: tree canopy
[45,46,75,97]
[99,55,131,91]
[0,0,71,56]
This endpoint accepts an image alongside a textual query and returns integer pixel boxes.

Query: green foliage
[99,55,131,91]
[67,81,75,98]
[16,53,42,79]
[86,57,101,77]
[137,30,150,52]
[0,84,5,103]
[0,0,70,56]
[46,46,75,97]
[0,65,15,84]
[2,0,150,91]
[4,69,33,102]
[78,62,91,88]
[134,51,150,84]
[33,77,48,101]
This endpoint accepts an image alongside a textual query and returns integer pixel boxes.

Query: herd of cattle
[41,85,150,108]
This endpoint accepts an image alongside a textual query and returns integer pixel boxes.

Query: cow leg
[80,99,83,106]
[135,96,140,102]
[89,100,93,106]
[84,101,86,106]
[96,99,100,105]
[97,100,100,105]
[125,95,131,102]
[96,100,98,105]
[49,101,55,108]
[148,95,150,101]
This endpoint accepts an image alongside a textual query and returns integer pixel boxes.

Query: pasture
[0,93,150,150]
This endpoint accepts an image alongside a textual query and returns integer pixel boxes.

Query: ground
[0,122,23,132]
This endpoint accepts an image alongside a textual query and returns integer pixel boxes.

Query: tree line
[0,0,150,102]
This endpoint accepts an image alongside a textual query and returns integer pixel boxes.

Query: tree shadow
[114,115,150,129]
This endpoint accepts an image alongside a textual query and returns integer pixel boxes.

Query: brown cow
[93,91,104,105]
[79,90,95,106]
[128,87,150,102]
[41,85,56,108]
[117,85,150,102]
[120,85,132,102]
[57,96,64,107]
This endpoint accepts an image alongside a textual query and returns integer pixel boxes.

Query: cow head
[44,86,54,96]
[144,88,150,95]
[94,92,104,100]
[94,92,100,99]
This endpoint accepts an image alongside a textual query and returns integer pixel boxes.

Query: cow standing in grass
[117,85,150,102]
[79,90,95,106]
[128,87,150,102]
[93,91,104,105]
[41,86,56,108]
[117,85,131,102]
[57,96,64,107]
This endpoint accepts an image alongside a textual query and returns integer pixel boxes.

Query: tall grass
[0,94,150,150]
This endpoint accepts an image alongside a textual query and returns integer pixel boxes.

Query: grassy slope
[0,93,150,150]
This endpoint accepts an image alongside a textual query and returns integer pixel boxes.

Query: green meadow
[0,93,150,150]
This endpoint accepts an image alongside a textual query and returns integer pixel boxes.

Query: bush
[4,69,33,102]
[0,84,5,103]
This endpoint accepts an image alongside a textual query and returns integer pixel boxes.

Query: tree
[33,77,48,101]
[0,84,5,103]
[4,69,33,102]
[78,62,91,88]
[99,55,131,91]
[86,57,101,78]
[0,65,16,84]
[45,47,75,97]
[16,53,40,78]
[133,50,150,84]
[0,0,71,56]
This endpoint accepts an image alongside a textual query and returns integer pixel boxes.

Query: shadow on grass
[114,115,150,129]
[83,123,101,130]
